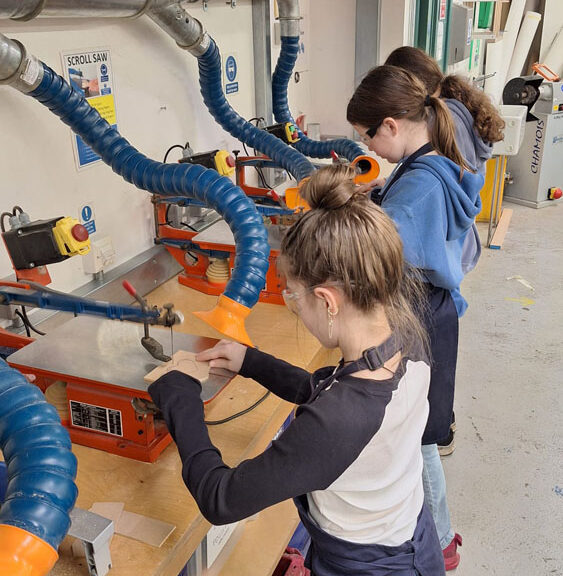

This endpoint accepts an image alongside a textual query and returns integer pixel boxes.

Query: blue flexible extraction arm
[0,359,77,575]
[29,65,269,327]
[197,37,315,183]
[272,35,364,161]
[0,32,268,345]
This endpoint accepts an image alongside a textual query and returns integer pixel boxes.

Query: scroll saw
[6,316,231,462]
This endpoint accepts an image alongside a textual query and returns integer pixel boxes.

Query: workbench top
[51,280,336,576]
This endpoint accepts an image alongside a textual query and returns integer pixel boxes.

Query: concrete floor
[446,202,563,575]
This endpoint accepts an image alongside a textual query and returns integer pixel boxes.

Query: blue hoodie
[445,98,492,176]
[382,155,484,316]
[446,99,492,275]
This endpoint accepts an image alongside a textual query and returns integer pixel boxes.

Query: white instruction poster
[61,48,117,170]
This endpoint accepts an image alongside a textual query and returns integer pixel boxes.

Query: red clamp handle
[122,280,137,297]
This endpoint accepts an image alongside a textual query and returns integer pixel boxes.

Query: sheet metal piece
[8,316,230,402]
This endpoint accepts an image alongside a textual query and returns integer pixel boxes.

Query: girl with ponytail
[385,45,505,172]
[347,64,485,572]
[148,165,445,576]
[386,45,506,280]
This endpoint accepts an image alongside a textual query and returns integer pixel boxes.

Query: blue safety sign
[224,54,239,96]
[80,204,96,234]
[81,206,92,222]
[225,56,237,82]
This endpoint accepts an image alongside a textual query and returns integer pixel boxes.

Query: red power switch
[548,187,562,200]
[225,155,236,168]
[71,223,89,242]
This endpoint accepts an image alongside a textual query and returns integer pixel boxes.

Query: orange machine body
[3,317,231,462]
[6,360,172,463]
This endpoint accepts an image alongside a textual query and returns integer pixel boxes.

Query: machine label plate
[70,400,123,437]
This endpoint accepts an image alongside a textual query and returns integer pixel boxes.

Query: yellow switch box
[214,150,236,177]
[52,217,91,257]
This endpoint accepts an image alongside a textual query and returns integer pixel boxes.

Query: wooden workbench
[52,280,338,576]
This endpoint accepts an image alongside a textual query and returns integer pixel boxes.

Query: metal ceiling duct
[0,0,151,20]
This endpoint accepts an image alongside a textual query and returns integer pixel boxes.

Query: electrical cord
[14,310,31,337]
[240,120,273,190]
[163,143,187,164]
[1,211,12,233]
[21,306,46,336]
[204,390,271,425]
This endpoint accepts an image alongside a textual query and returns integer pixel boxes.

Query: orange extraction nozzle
[0,525,59,576]
[352,155,380,184]
[193,294,254,347]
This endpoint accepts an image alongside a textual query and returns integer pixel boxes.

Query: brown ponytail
[386,46,505,143]
[281,164,428,358]
[426,94,469,175]
[440,75,505,143]
[347,65,470,176]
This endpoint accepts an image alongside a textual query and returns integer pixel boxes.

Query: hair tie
[424,94,432,107]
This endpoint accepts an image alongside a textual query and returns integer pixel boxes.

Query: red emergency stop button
[226,155,236,168]
[548,187,562,200]
[71,223,89,242]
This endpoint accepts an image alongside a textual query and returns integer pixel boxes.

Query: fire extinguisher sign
[439,0,447,20]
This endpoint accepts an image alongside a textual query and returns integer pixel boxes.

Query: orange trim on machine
[0,524,58,576]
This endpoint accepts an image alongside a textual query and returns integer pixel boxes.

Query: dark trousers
[295,496,445,576]
[421,286,459,445]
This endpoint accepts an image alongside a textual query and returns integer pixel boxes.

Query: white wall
[379,0,413,63]
[307,0,356,139]
[0,1,257,293]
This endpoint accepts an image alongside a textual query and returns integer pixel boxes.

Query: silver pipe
[147,1,209,56]
[276,0,301,37]
[0,32,44,92]
[0,0,153,20]
[0,0,210,56]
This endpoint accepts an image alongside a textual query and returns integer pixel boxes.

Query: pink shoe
[443,533,462,571]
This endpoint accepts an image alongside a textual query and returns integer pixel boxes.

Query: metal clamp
[68,508,114,576]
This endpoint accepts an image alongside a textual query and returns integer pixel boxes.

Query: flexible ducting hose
[27,62,269,345]
[272,36,364,161]
[197,37,315,182]
[0,360,78,575]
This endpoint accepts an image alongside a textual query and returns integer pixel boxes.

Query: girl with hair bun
[148,164,445,575]
[347,64,485,571]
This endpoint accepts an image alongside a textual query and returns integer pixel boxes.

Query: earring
[327,308,336,339]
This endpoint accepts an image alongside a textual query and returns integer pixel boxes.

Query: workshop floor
[447,202,563,575]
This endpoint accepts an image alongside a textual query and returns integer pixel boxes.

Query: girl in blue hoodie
[385,46,505,284]
[347,64,485,572]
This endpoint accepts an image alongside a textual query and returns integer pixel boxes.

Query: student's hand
[196,339,247,373]
[355,177,386,194]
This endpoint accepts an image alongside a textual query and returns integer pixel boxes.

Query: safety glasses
[358,110,410,144]
[282,282,345,315]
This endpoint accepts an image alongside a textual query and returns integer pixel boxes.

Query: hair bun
[299,165,362,210]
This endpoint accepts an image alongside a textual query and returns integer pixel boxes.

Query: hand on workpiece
[196,339,247,374]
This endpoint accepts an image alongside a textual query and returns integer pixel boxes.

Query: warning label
[70,400,123,437]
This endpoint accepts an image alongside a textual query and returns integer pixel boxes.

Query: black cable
[14,310,31,337]
[21,306,46,336]
[163,144,185,164]
[12,206,24,215]
[204,390,271,425]
[164,204,172,226]
[256,167,272,189]
[1,212,13,233]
